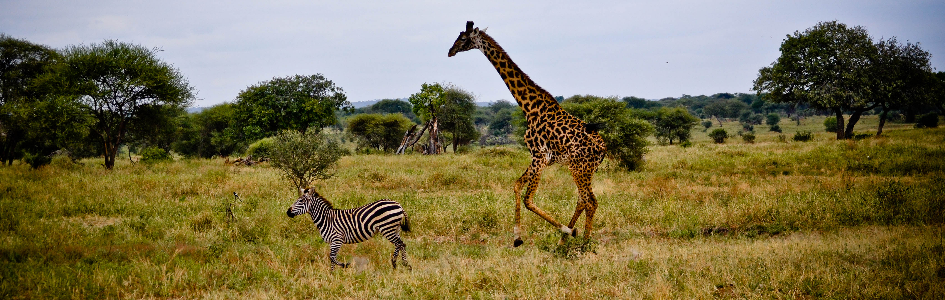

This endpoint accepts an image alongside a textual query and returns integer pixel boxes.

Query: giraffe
[449,21,607,247]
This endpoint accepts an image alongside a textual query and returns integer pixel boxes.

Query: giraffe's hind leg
[571,164,600,240]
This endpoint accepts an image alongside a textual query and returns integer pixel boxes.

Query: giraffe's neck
[476,32,561,115]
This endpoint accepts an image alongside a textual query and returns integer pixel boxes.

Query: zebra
[286,188,411,271]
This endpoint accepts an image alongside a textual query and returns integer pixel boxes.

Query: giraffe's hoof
[513,238,524,247]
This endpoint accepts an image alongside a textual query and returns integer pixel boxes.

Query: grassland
[2,116,944,299]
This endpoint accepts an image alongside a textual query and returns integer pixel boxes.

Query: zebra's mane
[309,190,334,209]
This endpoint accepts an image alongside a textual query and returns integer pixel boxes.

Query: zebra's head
[286,188,330,218]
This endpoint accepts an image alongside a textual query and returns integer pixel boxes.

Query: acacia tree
[269,129,346,194]
[347,113,415,152]
[234,74,349,142]
[753,21,876,140]
[438,86,479,152]
[653,107,698,145]
[48,40,194,169]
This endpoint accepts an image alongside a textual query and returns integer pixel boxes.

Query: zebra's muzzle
[286,209,296,218]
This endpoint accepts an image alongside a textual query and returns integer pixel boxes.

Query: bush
[270,129,348,191]
[769,124,782,133]
[915,113,939,128]
[709,128,728,144]
[793,131,813,142]
[561,97,654,171]
[701,120,713,130]
[765,113,781,126]
[22,152,51,169]
[741,122,754,132]
[246,137,275,159]
[140,147,172,163]
[824,117,838,133]
[347,113,415,152]
[742,132,756,143]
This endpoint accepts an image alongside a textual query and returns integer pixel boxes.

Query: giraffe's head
[448,21,483,57]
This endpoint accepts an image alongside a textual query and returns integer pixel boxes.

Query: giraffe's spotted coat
[449,21,607,246]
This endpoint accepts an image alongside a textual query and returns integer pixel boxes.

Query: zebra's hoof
[513,238,523,247]
[571,229,577,237]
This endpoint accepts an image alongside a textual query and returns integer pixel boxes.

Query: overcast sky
[3,1,943,107]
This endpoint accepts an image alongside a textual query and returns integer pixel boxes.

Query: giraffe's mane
[477,30,562,109]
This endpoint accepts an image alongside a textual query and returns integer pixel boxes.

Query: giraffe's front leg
[513,173,528,247]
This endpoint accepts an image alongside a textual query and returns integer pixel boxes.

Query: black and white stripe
[287,189,410,270]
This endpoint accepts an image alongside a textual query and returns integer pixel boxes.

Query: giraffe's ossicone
[449,21,606,247]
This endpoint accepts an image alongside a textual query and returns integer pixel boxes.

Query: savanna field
[2,116,944,299]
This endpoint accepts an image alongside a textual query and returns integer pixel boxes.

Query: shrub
[709,128,728,144]
[270,129,348,191]
[140,147,172,163]
[765,113,781,126]
[769,124,782,133]
[741,122,754,132]
[915,113,939,128]
[701,120,713,130]
[742,132,756,143]
[246,137,275,159]
[824,117,838,133]
[22,152,51,169]
[347,113,415,152]
[793,131,813,142]
[561,97,654,171]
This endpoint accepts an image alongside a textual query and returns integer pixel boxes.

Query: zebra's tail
[401,212,411,233]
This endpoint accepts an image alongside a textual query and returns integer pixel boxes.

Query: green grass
[1,118,944,299]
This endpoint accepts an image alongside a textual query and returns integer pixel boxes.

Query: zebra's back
[334,200,406,244]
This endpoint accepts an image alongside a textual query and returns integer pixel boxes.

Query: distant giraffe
[449,21,606,247]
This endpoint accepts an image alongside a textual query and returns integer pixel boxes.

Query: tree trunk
[844,110,864,139]
[834,109,846,140]
[427,116,440,155]
[877,107,888,136]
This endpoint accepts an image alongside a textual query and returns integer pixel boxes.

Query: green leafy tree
[269,129,347,193]
[364,99,416,122]
[872,37,935,136]
[438,86,480,152]
[347,113,415,152]
[0,35,92,165]
[702,99,748,125]
[173,103,240,158]
[404,83,446,154]
[653,107,698,145]
[47,40,194,169]
[562,96,653,171]
[234,74,350,142]
[753,21,877,140]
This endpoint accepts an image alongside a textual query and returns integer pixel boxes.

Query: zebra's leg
[383,228,410,270]
[327,240,348,271]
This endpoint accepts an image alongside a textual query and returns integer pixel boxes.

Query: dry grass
[1,117,943,299]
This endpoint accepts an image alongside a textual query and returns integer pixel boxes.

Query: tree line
[3,20,942,170]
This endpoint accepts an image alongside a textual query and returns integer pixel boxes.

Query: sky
[3,0,944,107]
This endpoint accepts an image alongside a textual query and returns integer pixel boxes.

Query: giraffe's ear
[466,21,474,32]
